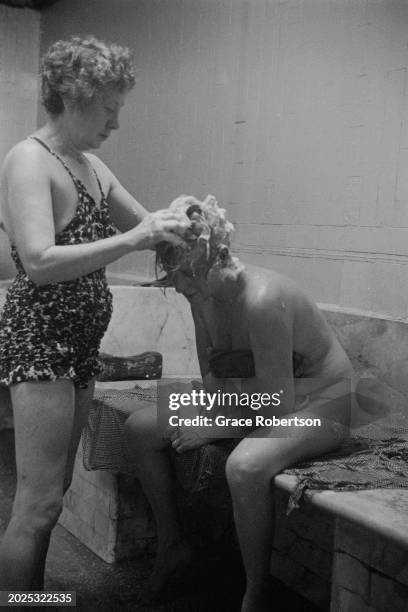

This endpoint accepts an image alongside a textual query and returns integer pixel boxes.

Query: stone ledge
[274,473,408,551]
[335,519,408,586]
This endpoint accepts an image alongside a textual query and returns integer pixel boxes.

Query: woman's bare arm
[3,143,189,286]
[86,153,148,232]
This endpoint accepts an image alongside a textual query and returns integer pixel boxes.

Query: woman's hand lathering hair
[156,195,234,278]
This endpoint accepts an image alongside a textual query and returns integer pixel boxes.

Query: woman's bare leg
[124,408,194,599]
[226,394,350,612]
[30,381,95,590]
[30,533,51,591]
[0,380,76,589]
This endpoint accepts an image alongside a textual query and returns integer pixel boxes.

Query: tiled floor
[0,429,320,611]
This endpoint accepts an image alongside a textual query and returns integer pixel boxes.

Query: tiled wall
[0,5,40,279]
[3,0,407,319]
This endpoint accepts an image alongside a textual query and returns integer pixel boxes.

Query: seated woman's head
[156,195,239,293]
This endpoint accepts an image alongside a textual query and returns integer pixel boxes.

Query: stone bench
[269,308,408,612]
[1,284,408,611]
[57,286,202,562]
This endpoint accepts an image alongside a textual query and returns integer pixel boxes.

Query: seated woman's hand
[170,425,214,453]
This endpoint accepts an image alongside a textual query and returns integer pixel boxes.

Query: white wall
[39,0,408,319]
[229,0,408,321]
[0,5,41,278]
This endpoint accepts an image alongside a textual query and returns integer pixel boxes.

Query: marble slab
[323,307,408,397]
[275,473,408,550]
[102,286,200,376]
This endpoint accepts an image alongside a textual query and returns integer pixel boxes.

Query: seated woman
[124,195,355,612]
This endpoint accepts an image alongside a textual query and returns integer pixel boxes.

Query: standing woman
[0,36,190,589]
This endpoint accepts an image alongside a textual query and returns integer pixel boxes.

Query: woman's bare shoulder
[244,263,322,305]
[84,153,112,177]
[243,265,299,308]
[241,264,329,343]
[2,138,47,176]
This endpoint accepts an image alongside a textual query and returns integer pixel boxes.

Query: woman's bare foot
[140,539,196,603]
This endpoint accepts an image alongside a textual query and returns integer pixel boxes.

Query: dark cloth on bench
[82,386,157,472]
[284,436,408,514]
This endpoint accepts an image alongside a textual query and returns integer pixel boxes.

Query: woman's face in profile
[170,264,194,294]
[65,86,127,150]
[171,267,206,299]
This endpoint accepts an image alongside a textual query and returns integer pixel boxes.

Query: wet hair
[41,35,135,115]
[156,195,235,278]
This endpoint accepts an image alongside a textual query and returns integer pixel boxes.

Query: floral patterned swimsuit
[0,137,116,388]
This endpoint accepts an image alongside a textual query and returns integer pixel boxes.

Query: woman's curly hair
[156,195,235,278]
[41,35,136,115]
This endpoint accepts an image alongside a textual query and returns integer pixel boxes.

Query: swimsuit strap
[29,136,78,186]
[29,136,105,200]
[89,163,105,200]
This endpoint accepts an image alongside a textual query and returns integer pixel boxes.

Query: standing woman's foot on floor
[240,583,273,612]
[139,539,196,603]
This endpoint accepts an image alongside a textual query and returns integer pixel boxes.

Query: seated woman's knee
[226,447,274,489]
[124,408,160,448]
